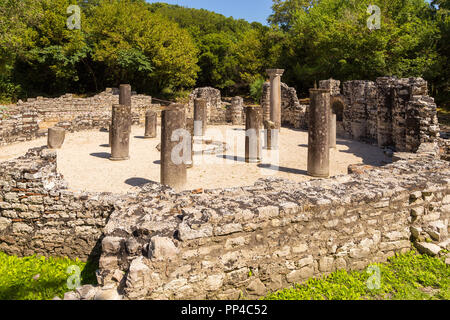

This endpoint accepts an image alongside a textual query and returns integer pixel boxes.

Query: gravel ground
[0,125,392,193]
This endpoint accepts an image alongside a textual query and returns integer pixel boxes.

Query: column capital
[266,69,285,77]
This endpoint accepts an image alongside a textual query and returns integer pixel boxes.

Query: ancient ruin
[0,76,448,300]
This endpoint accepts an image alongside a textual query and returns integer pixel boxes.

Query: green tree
[272,0,440,96]
[87,0,199,95]
[0,0,88,99]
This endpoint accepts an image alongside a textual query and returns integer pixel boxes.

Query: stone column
[194,98,207,136]
[245,106,262,163]
[144,110,157,139]
[266,69,284,150]
[109,84,132,147]
[47,127,65,149]
[108,124,112,147]
[307,89,331,178]
[185,118,194,169]
[161,104,187,189]
[261,81,271,123]
[110,104,132,161]
[231,96,244,125]
[329,113,337,149]
[119,84,132,107]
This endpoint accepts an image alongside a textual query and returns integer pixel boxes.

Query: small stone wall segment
[0,147,129,260]
[0,89,154,146]
[98,157,449,300]
[261,82,308,130]
[0,106,39,146]
[188,87,226,124]
[319,77,439,152]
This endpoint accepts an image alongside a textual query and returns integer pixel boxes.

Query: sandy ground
[0,125,391,193]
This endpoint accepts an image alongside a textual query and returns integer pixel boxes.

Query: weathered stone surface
[160,104,187,190]
[415,242,442,256]
[110,104,132,161]
[47,127,65,149]
[76,285,98,300]
[287,267,314,284]
[308,88,331,178]
[94,289,122,300]
[144,110,157,139]
[246,278,266,296]
[149,236,178,260]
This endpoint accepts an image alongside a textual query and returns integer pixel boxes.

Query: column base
[245,158,262,164]
[109,156,130,161]
[307,172,330,178]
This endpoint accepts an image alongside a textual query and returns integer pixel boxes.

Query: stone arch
[331,95,346,136]
[331,96,345,121]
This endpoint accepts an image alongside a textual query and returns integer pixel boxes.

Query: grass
[0,252,97,300]
[0,250,448,300]
[263,250,450,300]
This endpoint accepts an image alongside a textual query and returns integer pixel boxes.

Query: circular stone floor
[0,125,392,193]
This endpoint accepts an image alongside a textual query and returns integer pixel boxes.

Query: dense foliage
[0,252,97,300]
[0,0,448,106]
[264,250,450,300]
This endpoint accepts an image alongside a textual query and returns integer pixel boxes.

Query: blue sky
[147,0,274,24]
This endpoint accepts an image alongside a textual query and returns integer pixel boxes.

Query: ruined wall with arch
[320,77,440,152]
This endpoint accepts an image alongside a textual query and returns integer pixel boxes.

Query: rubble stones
[415,242,442,256]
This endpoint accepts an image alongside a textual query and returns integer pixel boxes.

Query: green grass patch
[0,252,97,300]
[263,251,450,300]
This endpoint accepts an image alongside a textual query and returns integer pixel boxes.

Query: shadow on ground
[90,152,110,159]
[125,177,157,187]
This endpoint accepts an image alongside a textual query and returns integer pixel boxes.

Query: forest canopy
[0,0,448,107]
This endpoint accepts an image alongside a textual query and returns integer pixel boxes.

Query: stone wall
[0,89,154,146]
[318,77,440,152]
[96,154,449,300]
[188,87,227,124]
[0,146,448,300]
[0,147,130,260]
[261,82,308,129]
[0,106,39,145]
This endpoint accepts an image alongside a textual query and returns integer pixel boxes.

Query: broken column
[47,127,66,149]
[108,84,132,147]
[144,110,157,139]
[329,113,337,149]
[110,104,132,161]
[266,69,284,150]
[261,81,271,123]
[193,98,207,136]
[231,96,244,125]
[307,89,331,178]
[161,104,187,189]
[119,84,132,107]
[245,106,262,163]
[185,118,194,168]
